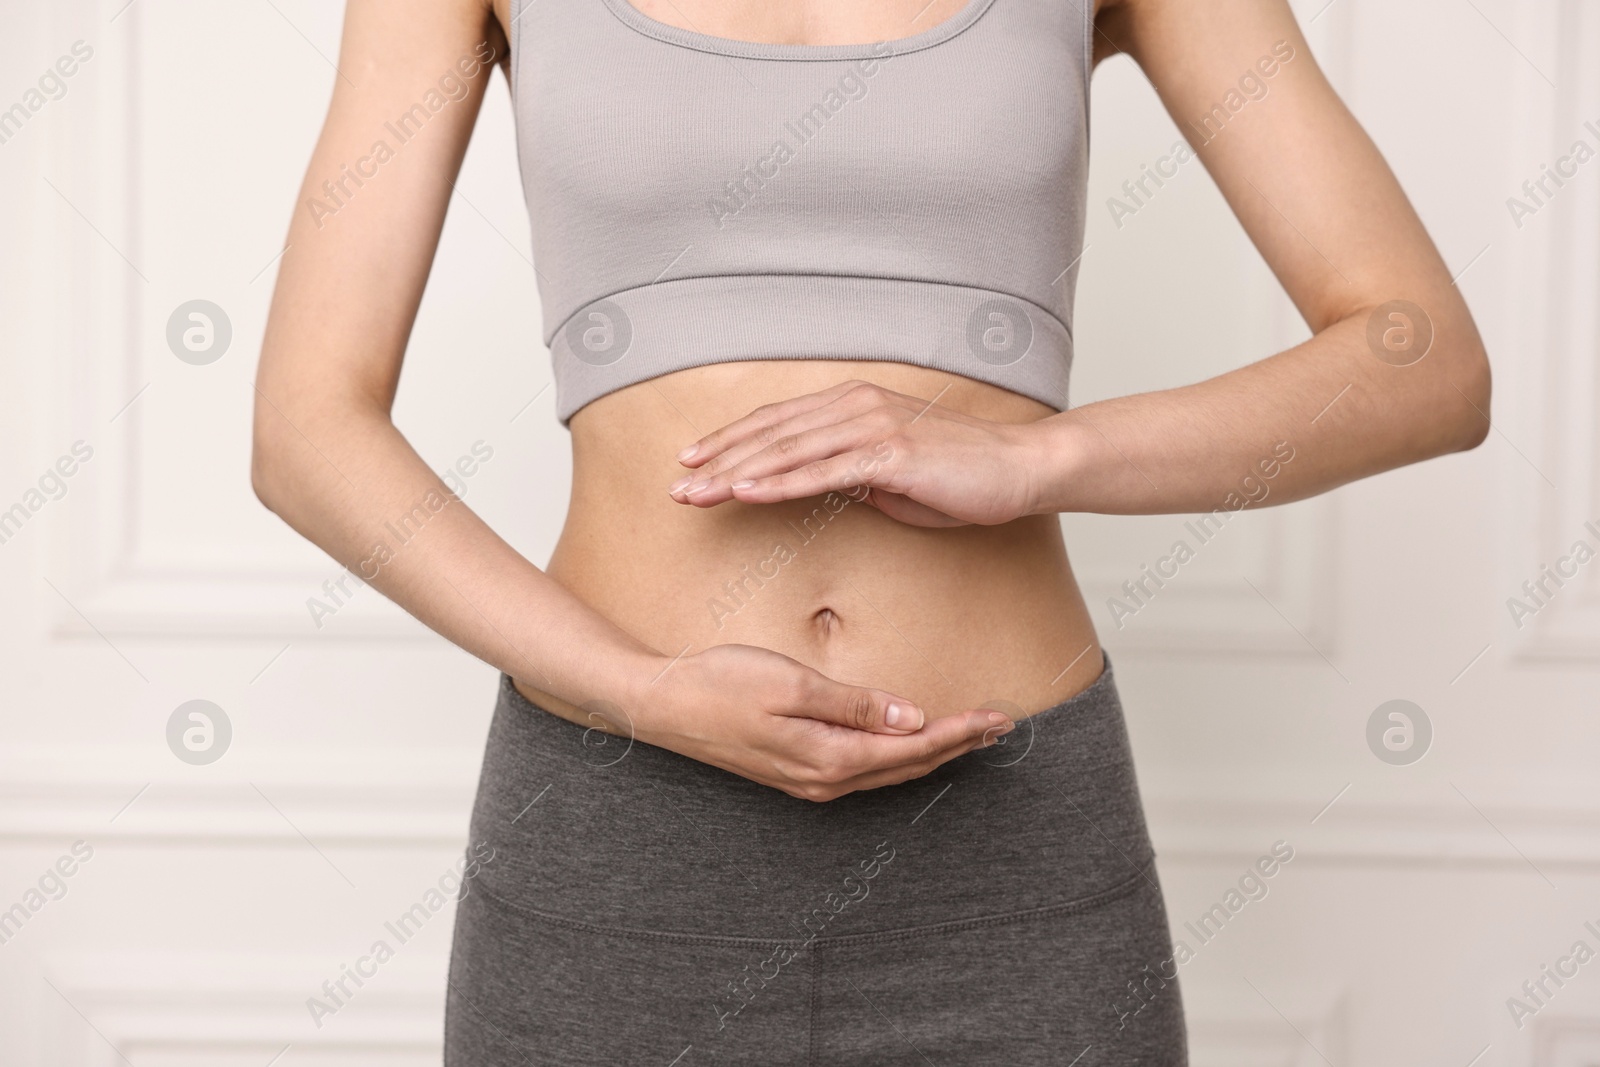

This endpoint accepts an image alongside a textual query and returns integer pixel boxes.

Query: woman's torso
[495,0,1105,719]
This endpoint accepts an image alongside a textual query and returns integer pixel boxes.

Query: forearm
[251,404,664,715]
[249,399,1016,799]
[1026,306,1491,516]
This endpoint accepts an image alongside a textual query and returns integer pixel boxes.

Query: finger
[672,421,863,506]
[836,729,999,793]
[676,380,919,472]
[690,397,875,481]
[675,425,885,508]
[868,491,970,529]
[771,677,929,735]
[724,448,895,506]
[675,380,867,468]
[808,709,1014,797]
[853,707,1013,774]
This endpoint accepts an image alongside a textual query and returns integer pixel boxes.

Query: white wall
[0,0,1595,1062]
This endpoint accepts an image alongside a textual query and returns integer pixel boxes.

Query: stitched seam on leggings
[467,863,1154,948]
[815,865,1153,947]
[808,947,819,1067]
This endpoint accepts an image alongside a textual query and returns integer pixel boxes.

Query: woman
[252,0,1489,1060]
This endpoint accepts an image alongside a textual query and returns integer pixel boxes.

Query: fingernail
[668,476,693,494]
[731,480,755,491]
[986,711,1015,732]
[676,444,699,462]
[886,703,923,730]
[686,481,712,495]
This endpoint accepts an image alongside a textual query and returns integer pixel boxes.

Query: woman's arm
[666,0,1490,523]
[1034,0,1490,514]
[252,0,642,709]
[251,0,1006,801]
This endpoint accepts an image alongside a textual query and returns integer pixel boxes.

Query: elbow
[1445,337,1493,453]
[250,390,299,516]
[250,386,389,514]
[251,427,286,515]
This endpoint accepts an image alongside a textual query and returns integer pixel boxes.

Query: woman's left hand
[666,380,1046,528]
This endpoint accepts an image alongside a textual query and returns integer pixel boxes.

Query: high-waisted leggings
[444,655,1188,1065]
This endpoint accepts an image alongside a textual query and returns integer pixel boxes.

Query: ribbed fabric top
[509,0,1093,424]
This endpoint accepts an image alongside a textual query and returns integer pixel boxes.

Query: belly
[525,359,1102,719]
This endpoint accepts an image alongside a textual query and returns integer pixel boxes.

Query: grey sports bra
[507,0,1093,424]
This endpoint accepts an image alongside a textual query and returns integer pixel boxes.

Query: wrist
[617,648,681,742]
[1016,414,1093,515]
[523,644,679,742]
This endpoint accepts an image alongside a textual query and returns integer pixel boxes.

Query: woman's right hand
[623,643,1014,802]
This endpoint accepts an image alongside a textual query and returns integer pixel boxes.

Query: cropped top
[507,0,1093,424]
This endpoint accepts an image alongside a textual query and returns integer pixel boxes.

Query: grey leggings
[444,656,1188,1065]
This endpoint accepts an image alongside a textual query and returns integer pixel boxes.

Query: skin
[252,0,1490,803]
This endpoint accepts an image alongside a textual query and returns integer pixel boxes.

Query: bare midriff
[513,361,1103,721]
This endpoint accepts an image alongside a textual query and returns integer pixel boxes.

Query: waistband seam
[465,858,1154,949]
[546,272,1075,347]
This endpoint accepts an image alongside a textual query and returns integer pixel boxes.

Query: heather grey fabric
[444,655,1188,1064]
[508,0,1094,423]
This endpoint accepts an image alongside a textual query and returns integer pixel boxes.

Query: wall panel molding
[5,763,1598,869]
[1188,989,1347,1067]
[40,953,443,1066]
[1536,1017,1600,1067]
[43,0,430,642]
[1505,0,1600,662]
[1079,499,1336,655]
